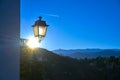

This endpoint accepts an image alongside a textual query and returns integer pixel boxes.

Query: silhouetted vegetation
[20,47,120,80]
[20,47,45,80]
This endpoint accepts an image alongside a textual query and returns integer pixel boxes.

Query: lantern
[32,16,49,38]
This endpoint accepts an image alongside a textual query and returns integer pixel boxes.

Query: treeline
[20,47,120,80]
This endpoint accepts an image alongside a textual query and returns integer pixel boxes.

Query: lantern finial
[38,16,42,20]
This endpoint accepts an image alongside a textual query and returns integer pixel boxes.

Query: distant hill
[52,49,103,54]
[52,49,120,58]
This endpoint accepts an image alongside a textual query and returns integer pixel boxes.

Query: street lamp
[30,16,49,61]
[32,16,49,42]
[20,16,49,80]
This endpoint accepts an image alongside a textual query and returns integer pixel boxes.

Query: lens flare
[27,36,39,49]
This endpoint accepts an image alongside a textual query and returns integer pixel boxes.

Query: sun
[27,36,39,49]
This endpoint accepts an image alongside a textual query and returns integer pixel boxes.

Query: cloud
[40,13,60,18]
[48,14,60,18]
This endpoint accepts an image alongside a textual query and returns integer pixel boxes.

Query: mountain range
[52,49,120,58]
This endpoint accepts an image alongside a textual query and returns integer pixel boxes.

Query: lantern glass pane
[39,26,47,37]
[39,27,43,35]
[33,26,39,37]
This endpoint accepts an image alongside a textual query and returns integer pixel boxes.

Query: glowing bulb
[39,28,43,35]
[27,36,39,49]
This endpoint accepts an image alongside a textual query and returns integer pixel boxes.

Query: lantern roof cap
[32,16,49,27]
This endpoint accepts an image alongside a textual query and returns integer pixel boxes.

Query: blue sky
[21,0,120,50]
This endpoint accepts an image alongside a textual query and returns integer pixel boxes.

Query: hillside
[20,47,120,80]
[20,47,83,80]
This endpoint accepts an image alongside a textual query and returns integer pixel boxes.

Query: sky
[21,0,120,50]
